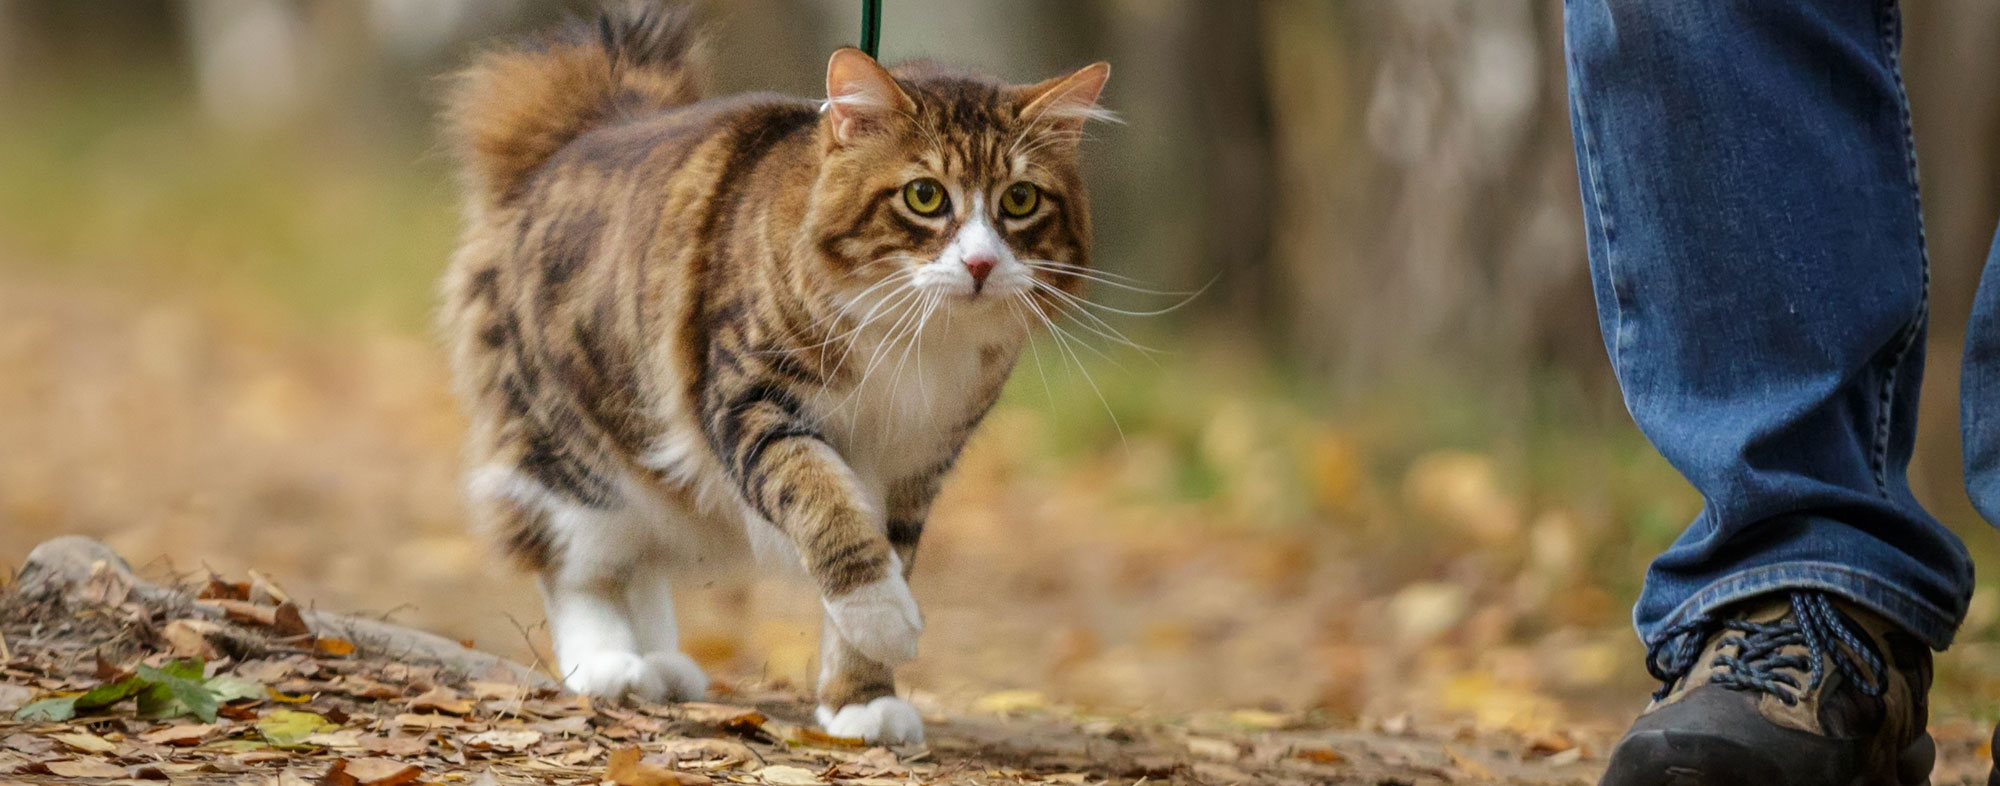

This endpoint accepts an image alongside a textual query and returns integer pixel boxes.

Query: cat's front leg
[707,390,922,665]
[816,613,924,745]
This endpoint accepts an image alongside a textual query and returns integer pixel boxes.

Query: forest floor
[4,538,1998,786]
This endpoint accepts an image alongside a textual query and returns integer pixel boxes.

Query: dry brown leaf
[248,568,294,606]
[660,738,759,769]
[303,729,366,748]
[757,764,826,786]
[360,735,428,757]
[50,732,117,754]
[825,747,905,779]
[680,702,767,727]
[1292,748,1346,765]
[345,758,424,786]
[162,619,222,660]
[271,601,311,637]
[139,723,216,745]
[408,687,474,715]
[1526,731,1576,757]
[200,598,278,627]
[46,759,127,778]
[1183,737,1244,760]
[607,746,712,786]
[466,728,542,752]
[393,712,466,730]
[1446,747,1498,780]
[794,726,867,749]
[466,680,524,701]
[198,575,250,601]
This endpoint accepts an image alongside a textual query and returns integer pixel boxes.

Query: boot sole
[1600,729,1934,786]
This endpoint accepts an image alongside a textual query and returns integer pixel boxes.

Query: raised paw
[823,573,922,665]
[816,696,925,745]
[563,651,709,703]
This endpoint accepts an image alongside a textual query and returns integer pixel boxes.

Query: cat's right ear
[825,48,914,146]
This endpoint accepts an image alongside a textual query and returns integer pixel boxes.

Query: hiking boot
[1600,591,1935,786]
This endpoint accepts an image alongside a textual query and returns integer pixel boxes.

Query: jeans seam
[1646,560,1956,650]
[1568,46,1629,384]
[1870,0,1930,498]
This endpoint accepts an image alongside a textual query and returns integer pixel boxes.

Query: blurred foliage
[3,0,2000,731]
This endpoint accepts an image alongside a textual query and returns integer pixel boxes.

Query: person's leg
[1565,0,1969,782]
[1964,231,2000,522]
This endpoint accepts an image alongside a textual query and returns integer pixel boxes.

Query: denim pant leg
[1967,232,2000,523]
[1563,0,1972,651]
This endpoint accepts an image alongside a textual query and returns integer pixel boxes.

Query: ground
[4,538,1998,786]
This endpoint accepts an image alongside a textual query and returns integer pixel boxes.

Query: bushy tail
[445,2,705,209]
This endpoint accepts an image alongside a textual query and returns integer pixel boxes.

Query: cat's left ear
[825,47,916,146]
[1016,62,1114,132]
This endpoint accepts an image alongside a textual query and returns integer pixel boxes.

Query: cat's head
[805,48,1111,327]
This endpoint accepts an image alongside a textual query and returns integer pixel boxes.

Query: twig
[502,612,558,682]
[0,628,10,661]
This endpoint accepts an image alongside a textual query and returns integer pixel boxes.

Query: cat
[438,3,1111,744]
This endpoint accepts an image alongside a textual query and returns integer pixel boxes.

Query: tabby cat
[439,4,1111,744]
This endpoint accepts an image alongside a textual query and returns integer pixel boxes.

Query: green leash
[860,0,882,58]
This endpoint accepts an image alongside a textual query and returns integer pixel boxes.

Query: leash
[860,0,882,58]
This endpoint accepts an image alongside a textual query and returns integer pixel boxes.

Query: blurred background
[3,0,1999,742]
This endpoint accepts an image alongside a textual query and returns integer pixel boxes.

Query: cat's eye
[903,178,948,217]
[1000,182,1040,218]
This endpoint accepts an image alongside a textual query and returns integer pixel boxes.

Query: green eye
[1000,182,1039,218]
[903,178,948,216]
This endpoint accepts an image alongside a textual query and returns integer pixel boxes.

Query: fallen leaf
[140,723,217,745]
[46,759,127,778]
[972,689,1047,715]
[200,599,278,628]
[1227,709,1294,730]
[757,764,826,786]
[409,687,474,715]
[1446,747,1498,780]
[655,738,757,769]
[825,747,904,779]
[198,575,251,601]
[248,568,293,606]
[1527,732,1575,757]
[51,731,118,753]
[608,746,712,786]
[13,696,77,722]
[393,712,466,730]
[360,735,428,757]
[345,758,424,786]
[794,726,867,748]
[1184,737,1243,760]
[258,709,338,746]
[315,638,358,657]
[466,681,524,701]
[466,728,542,752]
[0,683,33,714]
[162,619,221,660]
[267,686,314,704]
[271,602,311,638]
[1292,748,1346,765]
[304,729,365,748]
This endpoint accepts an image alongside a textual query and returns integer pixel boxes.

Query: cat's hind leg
[623,559,709,701]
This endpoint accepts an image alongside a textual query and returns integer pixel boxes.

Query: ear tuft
[825,47,914,145]
[1019,62,1115,129]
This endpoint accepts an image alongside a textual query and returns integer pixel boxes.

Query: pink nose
[964,255,997,286]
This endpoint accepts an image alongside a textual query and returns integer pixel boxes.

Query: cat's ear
[825,47,915,145]
[1016,62,1114,131]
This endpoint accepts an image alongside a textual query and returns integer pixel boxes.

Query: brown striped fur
[439,2,1110,741]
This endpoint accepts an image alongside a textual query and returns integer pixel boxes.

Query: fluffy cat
[438,4,1110,744]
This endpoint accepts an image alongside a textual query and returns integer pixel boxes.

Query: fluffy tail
[445,3,705,209]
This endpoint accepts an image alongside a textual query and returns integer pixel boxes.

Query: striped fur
[439,3,1110,742]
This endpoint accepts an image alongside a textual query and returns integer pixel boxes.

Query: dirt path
[2,537,1993,785]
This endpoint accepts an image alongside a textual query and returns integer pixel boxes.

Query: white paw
[823,572,922,665]
[816,696,925,745]
[563,651,709,703]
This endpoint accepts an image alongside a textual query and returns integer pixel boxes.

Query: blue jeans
[1564,0,2000,653]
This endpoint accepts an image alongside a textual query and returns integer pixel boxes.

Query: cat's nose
[964,255,997,286]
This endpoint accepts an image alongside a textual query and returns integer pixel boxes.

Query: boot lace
[1644,591,1886,705]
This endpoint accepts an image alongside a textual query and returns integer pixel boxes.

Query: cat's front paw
[563,651,709,703]
[823,573,922,665]
[816,696,925,745]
